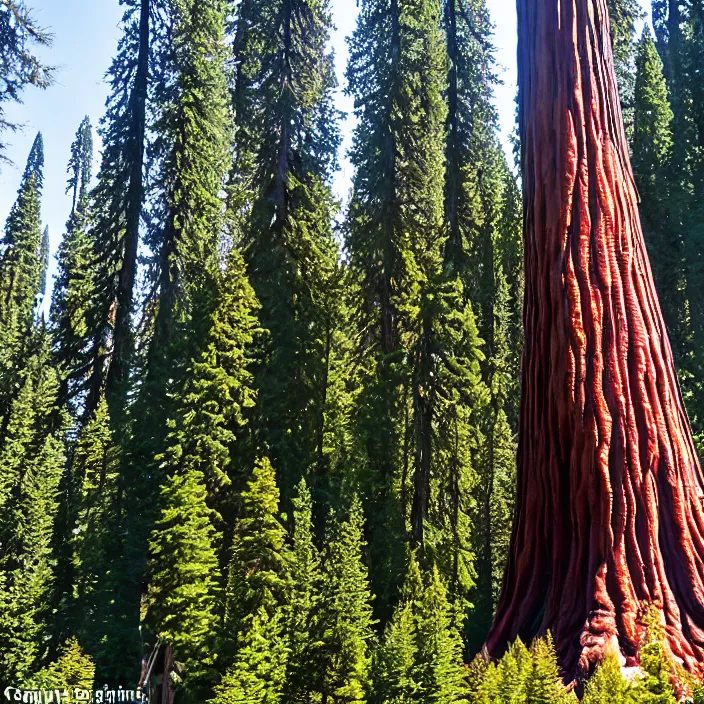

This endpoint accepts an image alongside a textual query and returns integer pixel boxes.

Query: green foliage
[27,637,96,698]
[469,636,576,704]
[0,1,52,161]
[225,457,289,648]
[145,464,221,694]
[414,566,469,703]
[231,0,344,509]
[317,496,376,703]
[87,0,149,412]
[284,479,324,702]
[50,116,97,409]
[0,329,67,683]
[606,0,644,136]
[0,133,45,415]
[372,601,418,703]
[583,654,638,704]
[211,607,288,704]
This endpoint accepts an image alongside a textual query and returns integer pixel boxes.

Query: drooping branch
[487,0,704,679]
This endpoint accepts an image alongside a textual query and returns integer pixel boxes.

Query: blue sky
[0,0,647,291]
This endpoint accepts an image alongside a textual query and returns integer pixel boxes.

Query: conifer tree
[97,0,233,682]
[371,602,417,703]
[0,1,52,162]
[38,224,49,300]
[348,0,491,619]
[61,399,120,653]
[0,133,45,416]
[144,0,230,387]
[469,638,532,704]
[51,116,97,409]
[145,464,221,698]
[230,0,343,508]
[28,637,96,696]
[413,566,468,704]
[524,636,576,704]
[0,329,67,683]
[582,653,638,704]
[143,252,259,698]
[284,478,324,702]
[87,0,150,412]
[632,29,684,352]
[442,0,522,641]
[606,0,643,137]
[317,496,375,703]
[212,606,288,704]
[225,457,288,650]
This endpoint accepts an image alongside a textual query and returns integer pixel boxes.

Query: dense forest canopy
[2,0,704,701]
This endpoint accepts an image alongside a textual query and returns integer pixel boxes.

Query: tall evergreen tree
[61,399,120,654]
[145,464,221,699]
[347,0,493,620]
[606,0,643,137]
[212,606,288,704]
[87,0,150,413]
[50,116,96,409]
[413,566,468,704]
[230,0,343,509]
[225,457,288,651]
[0,329,66,683]
[97,0,233,682]
[143,249,260,698]
[316,496,376,704]
[283,478,324,702]
[632,29,687,362]
[0,132,45,417]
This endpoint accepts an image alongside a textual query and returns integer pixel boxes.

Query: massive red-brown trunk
[486,0,704,678]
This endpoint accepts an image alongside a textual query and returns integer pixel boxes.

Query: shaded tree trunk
[487,0,704,679]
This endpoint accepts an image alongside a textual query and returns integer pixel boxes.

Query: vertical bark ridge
[487,0,704,679]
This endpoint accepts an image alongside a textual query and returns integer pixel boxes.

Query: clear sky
[0,0,647,293]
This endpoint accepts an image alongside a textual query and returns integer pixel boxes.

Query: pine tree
[225,457,288,650]
[230,0,343,509]
[0,1,52,162]
[524,636,576,704]
[143,253,259,699]
[413,566,468,704]
[348,0,491,620]
[87,0,150,412]
[51,116,97,409]
[606,0,643,138]
[211,606,288,704]
[317,496,376,703]
[284,478,324,702]
[470,638,532,704]
[0,133,45,416]
[0,329,67,683]
[632,29,683,348]
[632,610,678,704]
[442,0,522,643]
[582,653,638,704]
[145,464,221,697]
[28,637,96,696]
[156,249,260,505]
[144,0,231,387]
[38,224,49,301]
[61,398,120,656]
[371,602,417,703]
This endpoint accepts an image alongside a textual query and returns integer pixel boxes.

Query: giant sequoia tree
[487,0,704,679]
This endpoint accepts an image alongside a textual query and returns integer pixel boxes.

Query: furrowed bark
[486,0,704,678]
